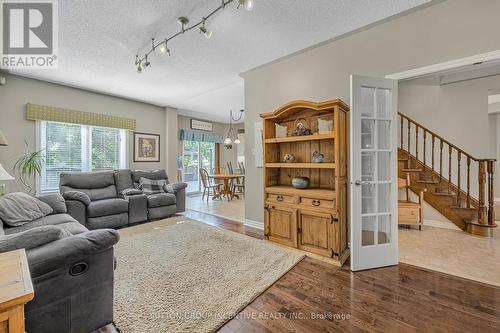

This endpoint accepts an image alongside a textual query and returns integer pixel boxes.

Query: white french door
[350,75,398,271]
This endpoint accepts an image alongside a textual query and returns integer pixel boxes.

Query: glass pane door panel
[361,119,375,149]
[361,152,375,181]
[362,184,376,214]
[378,215,391,244]
[376,88,391,118]
[377,121,390,149]
[362,216,376,246]
[377,152,390,181]
[360,87,376,117]
[200,142,216,172]
[377,183,391,213]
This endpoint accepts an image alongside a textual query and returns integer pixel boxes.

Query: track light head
[200,26,212,39]
[238,0,253,11]
[137,62,143,73]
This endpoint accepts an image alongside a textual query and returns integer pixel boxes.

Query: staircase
[398,112,497,237]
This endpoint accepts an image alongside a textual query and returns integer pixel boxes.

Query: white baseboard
[244,219,264,230]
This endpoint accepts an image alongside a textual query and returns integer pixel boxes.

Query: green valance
[179,129,223,143]
[26,103,136,130]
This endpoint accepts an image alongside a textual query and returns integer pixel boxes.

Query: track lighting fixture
[200,18,212,39]
[135,0,254,72]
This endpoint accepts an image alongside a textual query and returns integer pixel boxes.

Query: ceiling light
[234,138,241,145]
[137,62,143,73]
[200,26,212,39]
[159,40,170,55]
[224,137,232,145]
[238,0,253,11]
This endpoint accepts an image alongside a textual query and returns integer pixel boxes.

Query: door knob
[354,180,371,186]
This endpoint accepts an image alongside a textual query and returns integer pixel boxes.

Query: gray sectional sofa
[0,169,186,333]
[60,169,187,229]
[0,193,119,333]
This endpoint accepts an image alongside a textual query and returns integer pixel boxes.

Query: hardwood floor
[96,210,500,333]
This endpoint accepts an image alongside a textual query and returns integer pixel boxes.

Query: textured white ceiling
[9,0,430,123]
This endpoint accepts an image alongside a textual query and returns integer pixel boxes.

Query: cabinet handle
[312,199,320,206]
[276,195,284,202]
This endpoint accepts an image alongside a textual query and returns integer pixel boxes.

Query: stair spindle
[415,126,419,161]
[400,116,403,149]
[439,140,443,184]
[487,160,495,226]
[431,134,435,171]
[456,152,461,205]
[448,146,452,194]
[407,120,411,156]
[467,156,471,208]
[423,131,427,166]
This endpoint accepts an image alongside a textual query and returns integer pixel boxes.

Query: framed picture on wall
[190,119,213,132]
[133,132,160,162]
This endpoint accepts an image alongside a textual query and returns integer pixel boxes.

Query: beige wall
[241,0,500,224]
[0,74,167,193]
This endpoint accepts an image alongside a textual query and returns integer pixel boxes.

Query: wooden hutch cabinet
[261,99,350,266]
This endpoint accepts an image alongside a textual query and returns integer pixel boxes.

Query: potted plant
[13,141,45,194]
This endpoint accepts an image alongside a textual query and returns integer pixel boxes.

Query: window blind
[39,121,127,192]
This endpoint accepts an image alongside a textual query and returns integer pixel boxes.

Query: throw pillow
[0,225,71,253]
[0,192,53,227]
[139,177,167,195]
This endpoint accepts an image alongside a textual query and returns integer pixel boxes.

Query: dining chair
[199,168,222,202]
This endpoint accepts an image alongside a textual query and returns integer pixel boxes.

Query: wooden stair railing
[398,112,497,237]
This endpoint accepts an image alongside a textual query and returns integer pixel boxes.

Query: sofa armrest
[165,183,187,212]
[0,225,71,253]
[36,193,67,214]
[65,200,87,225]
[26,229,119,278]
[118,188,143,199]
[164,182,188,194]
[62,191,91,206]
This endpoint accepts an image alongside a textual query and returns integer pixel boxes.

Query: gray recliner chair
[60,171,129,230]
[0,193,119,333]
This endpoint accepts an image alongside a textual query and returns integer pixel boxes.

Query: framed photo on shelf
[133,132,160,162]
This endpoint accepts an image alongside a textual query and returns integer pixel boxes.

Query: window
[39,121,127,193]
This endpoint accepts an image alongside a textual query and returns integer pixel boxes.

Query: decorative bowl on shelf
[312,151,324,163]
[292,118,312,136]
[292,177,310,189]
[283,154,295,163]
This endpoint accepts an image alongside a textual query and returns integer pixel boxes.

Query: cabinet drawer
[398,205,420,224]
[300,197,334,209]
[267,193,296,204]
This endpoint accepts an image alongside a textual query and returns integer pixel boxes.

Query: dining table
[209,174,245,200]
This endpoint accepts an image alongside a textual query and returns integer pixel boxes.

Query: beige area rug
[113,216,304,333]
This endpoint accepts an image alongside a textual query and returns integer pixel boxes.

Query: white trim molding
[244,218,264,230]
[386,49,500,81]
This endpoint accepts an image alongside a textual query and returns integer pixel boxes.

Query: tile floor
[186,193,245,223]
[399,224,500,287]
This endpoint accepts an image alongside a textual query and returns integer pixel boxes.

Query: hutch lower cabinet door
[298,209,337,257]
[265,205,298,247]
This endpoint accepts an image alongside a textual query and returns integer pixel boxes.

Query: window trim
[36,121,129,194]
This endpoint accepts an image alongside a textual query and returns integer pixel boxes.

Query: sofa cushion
[87,198,128,218]
[3,213,80,235]
[147,193,176,208]
[0,218,4,236]
[0,225,71,253]
[56,222,88,235]
[60,171,118,201]
[0,192,53,227]
[114,169,134,194]
[62,191,91,206]
[139,177,167,195]
[132,170,169,184]
[37,193,67,214]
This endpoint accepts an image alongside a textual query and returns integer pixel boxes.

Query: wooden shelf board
[266,186,336,199]
[266,162,335,169]
[265,132,335,143]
